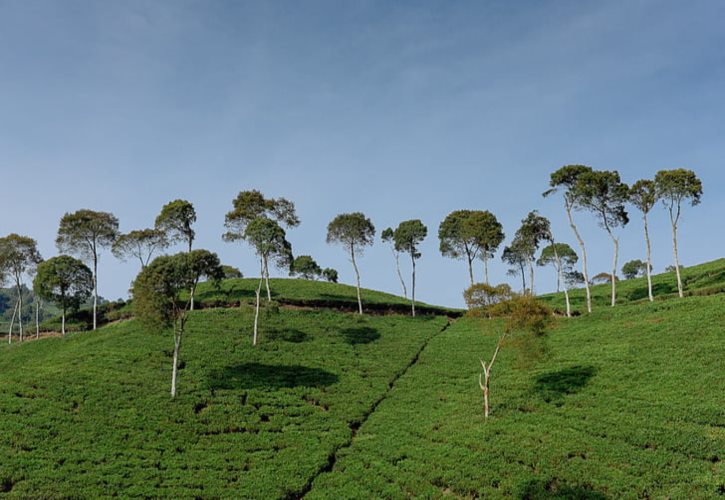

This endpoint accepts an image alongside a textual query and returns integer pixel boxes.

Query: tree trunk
[61,306,66,336]
[519,262,526,294]
[411,255,416,317]
[480,366,490,418]
[483,254,490,285]
[170,326,182,398]
[643,214,653,302]
[669,208,684,298]
[552,246,571,318]
[606,230,619,307]
[16,280,23,342]
[253,275,263,346]
[93,253,98,331]
[394,251,407,299]
[8,299,18,344]
[466,251,474,286]
[350,244,363,315]
[528,260,535,296]
[263,256,272,302]
[35,299,40,339]
[566,202,592,313]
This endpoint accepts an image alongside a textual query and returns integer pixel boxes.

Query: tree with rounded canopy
[629,179,658,301]
[544,165,594,313]
[511,211,550,296]
[290,255,322,280]
[621,259,650,280]
[501,240,528,293]
[537,242,577,317]
[381,228,407,298]
[33,256,93,336]
[573,170,629,307]
[221,265,243,279]
[243,217,293,344]
[392,219,428,316]
[155,200,197,253]
[654,169,703,298]
[0,234,42,342]
[223,190,299,301]
[438,210,505,286]
[326,212,375,315]
[112,229,168,270]
[322,268,338,283]
[133,250,223,398]
[56,209,119,331]
[463,282,513,317]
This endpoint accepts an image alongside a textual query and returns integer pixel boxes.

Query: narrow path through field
[291,319,455,499]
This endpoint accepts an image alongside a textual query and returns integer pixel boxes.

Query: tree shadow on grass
[340,327,380,345]
[520,478,608,499]
[266,328,310,343]
[627,282,674,301]
[534,365,596,403]
[208,363,338,390]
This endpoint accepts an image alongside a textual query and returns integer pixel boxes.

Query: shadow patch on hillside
[267,328,310,343]
[340,327,381,345]
[627,282,674,301]
[534,365,596,403]
[208,363,338,390]
[520,478,607,499]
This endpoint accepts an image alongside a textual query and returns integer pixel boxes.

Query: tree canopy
[326,212,375,251]
[155,200,197,252]
[56,209,120,261]
[290,255,322,280]
[112,229,168,268]
[33,256,93,335]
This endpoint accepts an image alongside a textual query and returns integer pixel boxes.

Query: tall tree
[501,241,528,293]
[438,210,505,285]
[392,219,428,317]
[56,210,119,330]
[544,165,594,313]
[326,212,375,315]
[223,190,299,301]
[112,229,168,270]
[243,218,293,344]
[155,200,197,253]
[381,228,407,298]
[33,256,93,336]
[290,255,322,280]
[629,179,658,301]
[537,243,578,317]
[573,170,629,306]
[133,250,223,398]
[511,211,550,295]
[654,169,703,298]
[0,234,42,342]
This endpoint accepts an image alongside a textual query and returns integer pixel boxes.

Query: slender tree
[537,243,577,317]
[56,209,119,330]
[654,169,703,298]
[544,165,594,313]
[326,212,375,315]
[439,210,505,285]
[243,218,293,345]
[629,179,658,301]
[501,241,528,293]
[0,234,43,342]
[392,219,428,316]
[112,229,168,270]
[381,228,407,298]
[133,250,223,398]
[155,200,197,253]
[33,256,93,336]
[511,211,550,295]
[223,190,299,301]
[573,170,629,306]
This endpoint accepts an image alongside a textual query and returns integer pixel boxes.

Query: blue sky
[1,0,723,307]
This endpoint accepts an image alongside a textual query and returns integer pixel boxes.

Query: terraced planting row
[0,308,447,497]
[308,295,725,498]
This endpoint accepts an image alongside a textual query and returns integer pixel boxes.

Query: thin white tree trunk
[93,253,98,330]
[528,260,535,296]
[393,250,407,299]
[35,299,40,339]
[669,208,684,298]
[643,213,653,302]
[16,281,23,342]
[61,307,66,336]
[350,244,363,315]
[263,256,271,302]
[467,251,475,286]
[483,254,490,285]
[479,333,505,419]
[8,299,18,344]
[552,245,571,318]
[411,255,416,317]
[566,202,592,313]
[253,276,262,346]
[607,230,619,307]
[171,327,182,398]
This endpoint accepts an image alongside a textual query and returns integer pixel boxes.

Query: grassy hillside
[0,308,447,497]
[539,258,725,312]
[309,294,725,498]
[0,264,723,498]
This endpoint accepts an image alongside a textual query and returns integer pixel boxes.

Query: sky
[0,0,723,308]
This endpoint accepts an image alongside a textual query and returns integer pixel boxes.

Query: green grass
[539,257,725,312]
[308,295,725,498]
[0,307,447,497]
